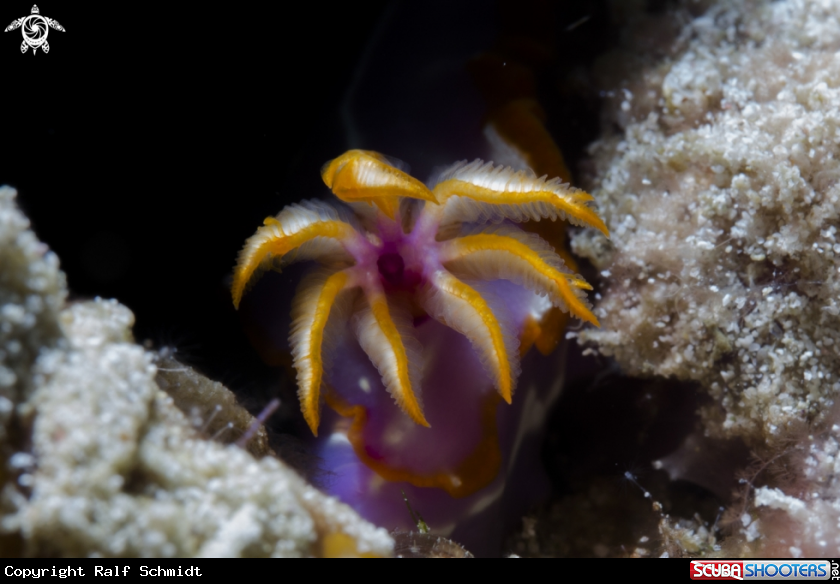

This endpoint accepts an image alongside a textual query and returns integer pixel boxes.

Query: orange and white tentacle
[293,268,430,432]
[353,282,428,427]
[420,269,521,404]
[232,200,370,434]
[289,269,358,435]
[426,159,609,236]
[438,225,599,326]
[231,200,364,309]
[321,149,438,220]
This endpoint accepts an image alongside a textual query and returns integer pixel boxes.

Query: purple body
[313,218,565,555]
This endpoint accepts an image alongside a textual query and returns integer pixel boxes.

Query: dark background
[2,1,616,431]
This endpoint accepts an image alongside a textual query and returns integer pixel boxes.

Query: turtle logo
[5,5,64,54]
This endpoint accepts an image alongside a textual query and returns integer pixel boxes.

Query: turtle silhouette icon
[5,5,65,54]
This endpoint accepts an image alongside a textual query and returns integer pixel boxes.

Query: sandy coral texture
[0,186,392,557]
[559,0,840,558]
[573,0,840,445]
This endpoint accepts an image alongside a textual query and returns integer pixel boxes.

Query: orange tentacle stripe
[232,219,355,309]
[368,294,429,427]
[432,272,514,404]
[293,270,350,436]
[441,233,591,288]
[440,233,597,326]
[555,275,600,327]
[321,150,437,219]
[434,178,608,236]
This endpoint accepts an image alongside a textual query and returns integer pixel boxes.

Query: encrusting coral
[0,186,392,557]
[572,0,840,446]
[562,0,840,558]
[0,185,66,555]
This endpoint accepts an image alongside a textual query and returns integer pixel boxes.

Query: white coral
[0,187,392,557]
[574,0,840,443]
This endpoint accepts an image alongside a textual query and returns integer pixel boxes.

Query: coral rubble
[560,0,840,558]
[573,0,840,445]
[0,187,392,557]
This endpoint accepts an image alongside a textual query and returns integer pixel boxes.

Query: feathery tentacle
[354,287,429,427]
[289,269,356,435]
[431,159,608,236]
[439,227,599,326]
[420,270,518,403]
[232,201,359,308]
[322,150,438,220]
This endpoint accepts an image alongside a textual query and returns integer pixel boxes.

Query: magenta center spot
[377,252,405,287]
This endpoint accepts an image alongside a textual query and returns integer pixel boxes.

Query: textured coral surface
[0,187,392,557]
[552,0,840,558]
[573,0,840,445]
[0,185,67,555]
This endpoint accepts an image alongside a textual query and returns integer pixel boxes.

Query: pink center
[377,252,405,287]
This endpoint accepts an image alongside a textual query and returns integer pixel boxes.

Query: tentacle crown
[232,150,608,435]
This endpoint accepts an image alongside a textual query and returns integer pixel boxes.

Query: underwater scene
[3,0,840,558]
